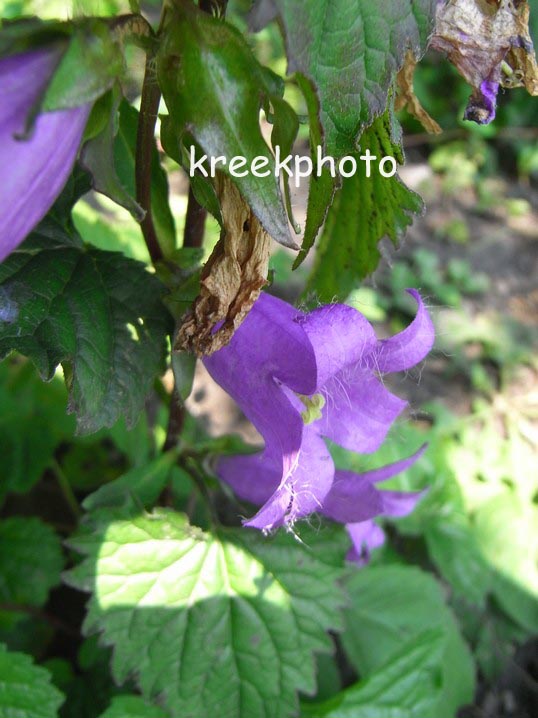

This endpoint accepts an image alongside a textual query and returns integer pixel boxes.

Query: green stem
[50,459,81,520]
[136,52,164,264]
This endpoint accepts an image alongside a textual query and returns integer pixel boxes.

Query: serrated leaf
[98,695,168,718]
[0,517,64,608]
[251,0,436,156]
[0,643,64,718]
[302,630,445,718]
[340,565,474,718]
[157,1,295,248]
[0,359,74,501]
[0,215,169,434]
[66,511,345,718]
[307,111,423,299]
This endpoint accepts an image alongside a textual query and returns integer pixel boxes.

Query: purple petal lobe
[371,289,434,373]
[346,521,386,565]
[320,371,407,453]
[321,470,383,524]
[0,49,91,262]
[217,452,280,506]
[245,431,334,531]
[321,446,427,524]
[380,489,426,518]
[299,303,377,388]
[357,444,427,484]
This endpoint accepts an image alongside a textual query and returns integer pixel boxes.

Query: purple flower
[0,48,91,262]
[321,446,428,564]
[203,289,434,539]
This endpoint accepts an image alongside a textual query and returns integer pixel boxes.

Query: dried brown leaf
[174,174,271,356]
[431,0,538,123]
[396,50,443,134]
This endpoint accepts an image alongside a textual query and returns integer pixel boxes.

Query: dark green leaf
[0,360,74,501]
[157,0,295,248]
[0,643,64,718]
[251,0,436,156]
[0,517,63,607]
[98,696,168,718]
[66,511,345,718]
[307,112,423,300]
[82,452,177,512]
[80,92,145,223]
[0,217,169,434]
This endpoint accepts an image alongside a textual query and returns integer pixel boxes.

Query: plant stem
[136,53,164,264]
[183,186,208,248]
[50,459,81,520]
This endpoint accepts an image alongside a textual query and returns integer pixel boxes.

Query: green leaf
[302,630,445,718]
[157,1,295,248]
[80,92,145,223]
[340,565,474,718]
[307,111,423,300]
[251,0,436,156]
[0,215,169,434]
[0,643,64,718]
[473,492,538,631]
[0,359,74,501]
[424,515,492,606]
[0,517,63,607]
[98,696,168,718]
[82,452,177,512]
[43,19,125,111]
[66,511,345,718]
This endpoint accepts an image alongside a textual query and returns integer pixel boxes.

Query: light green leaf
[157,1,295,248]
[251,0,436,156]
[340,565,474,718]
[98,695,168,718]
[0,214,169,434]
[425,515,492,606]
[0,517,63,607]
[66,511,345,718]
[473,492,538,631]
[0,643,64,718]
[302,630,445,718]
[307,112,422,300]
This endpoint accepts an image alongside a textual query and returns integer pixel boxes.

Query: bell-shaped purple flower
[0,48,91,262]
[203,289,434,536]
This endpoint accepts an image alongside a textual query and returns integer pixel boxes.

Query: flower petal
[321,470,383,523]
[371,289,434,373]
[346,521,386,565]
[319,370,407,453]
[245,431,334,531]
[0,50,91,262]
[320,445,427,523]
[217,451,280,506]
[298,303,377,388]
[380,489,426,518]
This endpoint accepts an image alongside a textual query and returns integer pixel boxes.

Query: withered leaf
[174,174,271,356]
[396,50,443,134]
[431,0,538,124]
